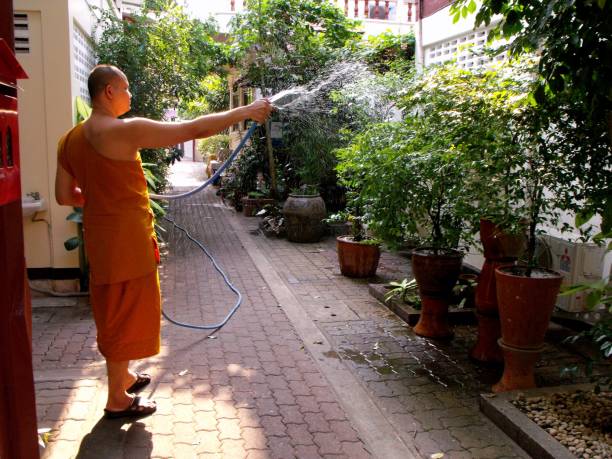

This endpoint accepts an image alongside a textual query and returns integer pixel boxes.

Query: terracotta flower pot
[336,236,381,278]
[495,265,563,350]
[282,194,326,243]
[471,219,525,363]
[479,219,526,261]
[493,265,563,392]
[411,248,463,338]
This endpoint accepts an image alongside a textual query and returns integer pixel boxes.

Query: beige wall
[16,0,116,270]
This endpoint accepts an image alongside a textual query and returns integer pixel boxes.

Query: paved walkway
[31,160,594,458]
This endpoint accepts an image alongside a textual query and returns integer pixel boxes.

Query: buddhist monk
[55,65,272,419]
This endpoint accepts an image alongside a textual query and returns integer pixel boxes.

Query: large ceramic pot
[471,219,525,364]
[496,265,562,349]
[282,194,326,243]
[411,247,463,338]
[493,265,563,392]
[336,236,381,278]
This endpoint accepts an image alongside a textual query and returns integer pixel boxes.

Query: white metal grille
[73,25,96,104]
[13,13,30,54]
[424,27,506,69]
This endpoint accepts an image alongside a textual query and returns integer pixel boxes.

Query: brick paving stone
[259,415,287,437]
[287,422,315,446]
[267,436,297,458]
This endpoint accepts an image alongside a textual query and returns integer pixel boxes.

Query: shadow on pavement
[75,417,152,459]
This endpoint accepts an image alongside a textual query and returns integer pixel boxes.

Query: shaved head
[88,65,126,101]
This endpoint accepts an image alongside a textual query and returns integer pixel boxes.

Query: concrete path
[31,160,591,458]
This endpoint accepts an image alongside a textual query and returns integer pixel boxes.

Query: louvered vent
[14,13,30,54]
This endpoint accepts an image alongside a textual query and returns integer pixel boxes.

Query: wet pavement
[31,160,603,458]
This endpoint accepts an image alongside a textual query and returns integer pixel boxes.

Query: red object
[493,340,544,393]
[495,266,562,349]
[411,248,463,338]
[0,25,38,459]
[471,219,525,363]
[493,266,562,392]
[336,236,381,278]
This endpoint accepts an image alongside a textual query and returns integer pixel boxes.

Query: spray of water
[269,60,402,123]
[270,61,371,116]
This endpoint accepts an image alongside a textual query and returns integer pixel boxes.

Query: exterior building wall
[194,0,416,37]
[15,0,117,271]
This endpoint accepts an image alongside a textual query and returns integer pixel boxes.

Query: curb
[479,384,594,459]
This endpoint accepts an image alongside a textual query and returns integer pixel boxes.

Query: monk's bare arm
[55,165,85,207]
[122,99,273,150]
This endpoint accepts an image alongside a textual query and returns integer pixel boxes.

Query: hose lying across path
[150,123,259,332]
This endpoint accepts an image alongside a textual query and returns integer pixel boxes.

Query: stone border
[480,383,594,459]
[368,283,476,326]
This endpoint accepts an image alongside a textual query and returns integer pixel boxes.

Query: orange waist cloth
[90,270,161,361]
[57,124,158,285]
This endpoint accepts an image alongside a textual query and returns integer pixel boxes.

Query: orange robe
[57,124,160,361]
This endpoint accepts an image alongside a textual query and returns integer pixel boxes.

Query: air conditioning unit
[541,235,609,312]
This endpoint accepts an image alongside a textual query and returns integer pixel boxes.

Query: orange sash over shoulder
[57,124,158,285]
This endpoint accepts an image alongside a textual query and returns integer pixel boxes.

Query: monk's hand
[247,99,273,124]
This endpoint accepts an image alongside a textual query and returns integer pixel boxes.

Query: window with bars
[13,13,30,54]
[424,28,506,69]
[73,25,97,104]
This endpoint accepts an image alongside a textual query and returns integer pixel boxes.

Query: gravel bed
[512,390,611,459]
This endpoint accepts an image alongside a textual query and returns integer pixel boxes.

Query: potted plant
[335,79,470,338]
[328,209,381,278]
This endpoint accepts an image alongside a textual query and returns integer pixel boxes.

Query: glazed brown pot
[282,194,326,243]
[495,265,563,349]
[411,247,464,338]
[411,248,463,298]
[336,236,381,278]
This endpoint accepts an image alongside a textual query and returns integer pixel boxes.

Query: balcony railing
[227,0,417,23]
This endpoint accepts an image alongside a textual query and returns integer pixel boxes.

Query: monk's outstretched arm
[122,99,273,150]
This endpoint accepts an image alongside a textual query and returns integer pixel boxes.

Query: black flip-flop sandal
[126,373,151,394]
[104,396,156,419]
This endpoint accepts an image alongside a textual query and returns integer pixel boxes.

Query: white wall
[16,0,117,270]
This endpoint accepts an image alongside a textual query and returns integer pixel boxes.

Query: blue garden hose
[150,123,259,331]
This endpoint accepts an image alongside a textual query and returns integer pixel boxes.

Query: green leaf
[597,0,606,8]
[149,199,166,215]
[575,210,594,228]
[66,211,83,223]
[64,237,81,251]
[467,0,477,14]
[586,290,603,309]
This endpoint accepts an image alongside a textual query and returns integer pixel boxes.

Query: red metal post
[385,0,390,19]
[354,0,359,17]
[345,0,349,15]
[374,0,380,18]
[231,0,235,11]
[364,0,369,17]
[0,1,37,456]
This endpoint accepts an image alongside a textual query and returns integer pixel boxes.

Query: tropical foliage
[93,0,228,190]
